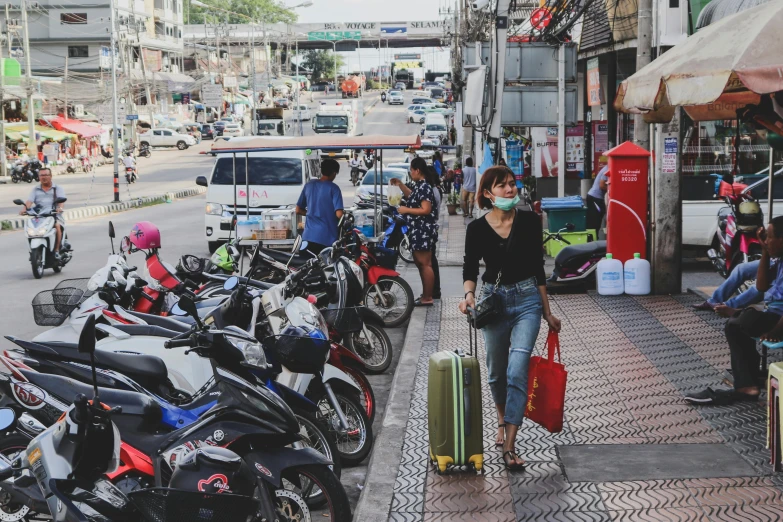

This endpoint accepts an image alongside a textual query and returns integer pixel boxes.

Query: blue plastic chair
[761,340,783,370]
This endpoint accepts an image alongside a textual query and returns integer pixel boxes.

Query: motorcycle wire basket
[368,244,399,270]
[322,306,364,333]
[31,287,87,326]
[128,488,255,522]
[265,334,330,374]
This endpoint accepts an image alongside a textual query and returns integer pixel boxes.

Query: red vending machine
[606,141,651,263]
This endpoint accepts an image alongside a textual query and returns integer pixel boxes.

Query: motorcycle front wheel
[345,321,392,375]
[341,365,376,423]
[363,275,414,328]
[277,465,351,522]
[314,389,373,467]
[293,412,342,509]
[31,246,45,279]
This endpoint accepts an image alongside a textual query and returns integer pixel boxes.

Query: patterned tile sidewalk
[387,295,783,522]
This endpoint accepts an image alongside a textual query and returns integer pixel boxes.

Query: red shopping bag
[525,330,567,433]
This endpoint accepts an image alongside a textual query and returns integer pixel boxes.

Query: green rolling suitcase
[428,318,484,473]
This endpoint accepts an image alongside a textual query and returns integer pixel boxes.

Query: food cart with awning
[204,134,422,249]
[44,116,103,138]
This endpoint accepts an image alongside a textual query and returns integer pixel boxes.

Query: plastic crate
[543,229,597,258]
[545,207,587,232]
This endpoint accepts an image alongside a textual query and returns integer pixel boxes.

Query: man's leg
[467,192,475,217]
[54,222,63,252]
[693,259,760,310]
[460,189,468,215]
[725,309,781,391]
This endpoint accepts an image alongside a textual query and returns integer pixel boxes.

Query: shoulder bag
[470,211,518,329]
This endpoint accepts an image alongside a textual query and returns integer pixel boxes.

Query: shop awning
[45,116,103,138]
[614,1,783,123]
[5,123,76,142]
[210,134,422,154]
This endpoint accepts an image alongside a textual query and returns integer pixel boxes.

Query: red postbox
[606,141,651,264]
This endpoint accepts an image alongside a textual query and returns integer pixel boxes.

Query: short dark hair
[476,166,515,210]
[465,157,474,167]
[321,159,340,177]
[771,216,783,238]
[410,156,427,174]
[38,168,52,176]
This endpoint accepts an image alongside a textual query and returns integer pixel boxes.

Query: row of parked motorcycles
[0,208,417,521]
[10,160,43,184]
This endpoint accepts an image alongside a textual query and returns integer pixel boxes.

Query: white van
[422,113,448,142]
[196,138,321,252]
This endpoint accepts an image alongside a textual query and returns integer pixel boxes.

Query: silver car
[388,91,404,105]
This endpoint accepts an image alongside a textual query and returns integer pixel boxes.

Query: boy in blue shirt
[296,159,344,254]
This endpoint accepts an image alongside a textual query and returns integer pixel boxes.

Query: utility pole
[634,0,652,151]
[20,0,37,156]
[557,43,565,197]
[250,24,257,135]
[0,7,7,180]
[109,0,121,201]
[64,54,68,117]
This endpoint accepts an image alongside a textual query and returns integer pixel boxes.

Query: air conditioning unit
[73,104,84,117]
[656,0,689,47]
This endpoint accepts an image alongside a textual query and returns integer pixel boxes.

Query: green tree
[186,0,297,24]
[300,50,344,81]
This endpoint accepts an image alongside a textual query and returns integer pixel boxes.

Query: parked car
[388,91,404,105]
[274,98,291,109]
[395,82,407,90]
[213,120,229,136]
[408,110,427,124]
[354,168,410,205]
[200,124,215,140]
[292,104,311,121]
[139,128,196,150]
[222,123,243,137]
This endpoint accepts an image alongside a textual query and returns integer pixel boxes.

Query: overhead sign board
[307,31,362,41]
[394,54,421,60]
[126,114,139,120]
[94,102,127,124]
[381,24,407,38]
[202,84,223,108]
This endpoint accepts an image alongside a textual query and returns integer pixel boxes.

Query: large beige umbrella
[614,1,783,123]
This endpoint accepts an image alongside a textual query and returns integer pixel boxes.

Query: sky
[293,0,453,75]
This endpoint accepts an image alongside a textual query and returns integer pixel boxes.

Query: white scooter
[13,197,72,279]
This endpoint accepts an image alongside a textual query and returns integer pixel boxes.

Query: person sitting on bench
[692,260,764,317]
[686,216,783,406]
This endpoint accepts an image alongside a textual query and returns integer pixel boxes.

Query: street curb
[353,307,426,521]
[1,186,206,230]
[363,96,380,117]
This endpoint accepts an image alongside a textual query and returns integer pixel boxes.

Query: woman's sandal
[502,450,526,471]
[495,424,505,447]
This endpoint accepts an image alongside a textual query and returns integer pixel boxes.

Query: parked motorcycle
[545,224,606,293]
[10,161,33,184]
[708,186,763,287]
[13,197,72,279]
[0,313,352,521]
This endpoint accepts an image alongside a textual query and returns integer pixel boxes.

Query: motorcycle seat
[122,310,192,333]
[259,247,311,268]
[18,339,170,384]
[554,240,607,266]
[201,273,274,290]
[21,370,163,422]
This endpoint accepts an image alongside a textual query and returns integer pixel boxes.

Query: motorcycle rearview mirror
[108,221,116,254]
[0,408,17,432]
[54,197,67,205]
[170,303,187,316]
[287,236,303,269]
[177,296,204,329]
[223,276,239,291]
[12,199,24,206]
[78,314,100,399]
[300,240,309,252]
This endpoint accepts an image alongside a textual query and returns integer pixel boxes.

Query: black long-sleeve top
[462,210,547,286]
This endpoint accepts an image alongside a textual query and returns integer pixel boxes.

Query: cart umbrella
[614,1,783,123]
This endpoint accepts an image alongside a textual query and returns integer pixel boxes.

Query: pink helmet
[129,221,161,250]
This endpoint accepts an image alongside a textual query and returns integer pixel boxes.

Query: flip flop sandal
[496,424,505,447]
[414,298,434,307]
[502,451,526,471]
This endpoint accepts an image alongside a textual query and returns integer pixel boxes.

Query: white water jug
[624,253,651,295]
[597,253,624,295]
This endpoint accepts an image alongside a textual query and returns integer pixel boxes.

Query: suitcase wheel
[435,455,453,474]
[468,454,484,474]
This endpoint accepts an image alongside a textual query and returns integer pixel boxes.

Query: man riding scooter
[123,150,137,183]
[19,168,65,259]
[348,152,366,186]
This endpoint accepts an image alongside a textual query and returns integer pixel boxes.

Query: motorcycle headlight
[347,259,364,288]
[226,335,267,368]
[205,202,224,215]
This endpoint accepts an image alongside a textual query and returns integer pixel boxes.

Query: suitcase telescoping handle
[466,306,478,357]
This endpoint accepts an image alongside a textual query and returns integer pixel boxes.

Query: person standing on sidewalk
[587,156,609,231]
[424,165,442,300]
[461,157,477,218]
[459,166,561,470]
[295,159,344,255]
[390,157,437,306]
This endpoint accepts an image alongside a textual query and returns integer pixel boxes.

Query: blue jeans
[709,260,762,308]
[480,277,543,427]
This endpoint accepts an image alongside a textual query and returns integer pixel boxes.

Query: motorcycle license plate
[329,153,336,157]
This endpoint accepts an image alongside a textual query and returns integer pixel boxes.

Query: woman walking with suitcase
[459,166,561,471]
